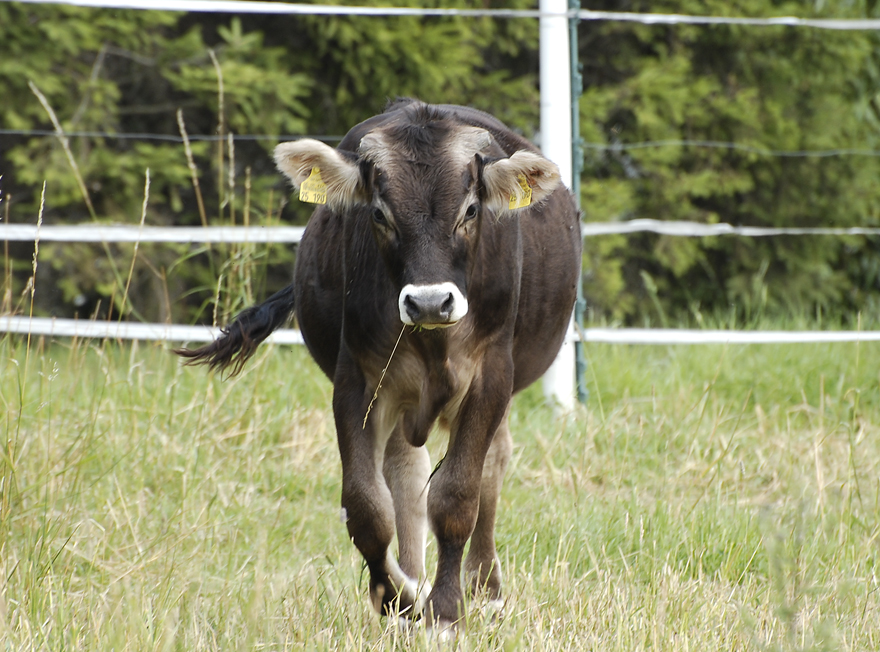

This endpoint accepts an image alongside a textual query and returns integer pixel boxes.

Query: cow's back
[511,187,581,391]
[293,206,346,378]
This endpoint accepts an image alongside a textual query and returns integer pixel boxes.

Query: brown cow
[179,100,581,631]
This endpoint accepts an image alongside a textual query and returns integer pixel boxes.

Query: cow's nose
[403,291,453,323]
[398,283,468,327]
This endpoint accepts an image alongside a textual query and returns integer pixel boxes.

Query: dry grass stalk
[208,49,226,220]
[177,109,208,228]
[28,81,96,221]
[363,324,407,429]
[119,169,150,321]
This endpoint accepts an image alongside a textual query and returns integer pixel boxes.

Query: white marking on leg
[382,551,431,618]
[485,598,505,617]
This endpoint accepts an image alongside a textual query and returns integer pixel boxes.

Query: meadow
[0,331,878,650]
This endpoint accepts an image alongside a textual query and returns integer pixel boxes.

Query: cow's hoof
[401,577,431,619]
[484,598,505,620]
[424,585,466,631]
[425,620,458,643]
[371,576,432,620]
[389,613,455,644]
[465,556,503,600]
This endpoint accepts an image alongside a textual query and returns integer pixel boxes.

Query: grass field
[1,333,878,650]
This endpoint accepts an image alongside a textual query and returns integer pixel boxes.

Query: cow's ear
[274,139,367,210]
[482,150,561,213]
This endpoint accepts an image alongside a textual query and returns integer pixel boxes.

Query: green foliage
[579,0,880,323]
[1,5,191,217]
[165,18,312,138]
[0,2,540,323]
[2,1,880,324]
[292,0,540,133]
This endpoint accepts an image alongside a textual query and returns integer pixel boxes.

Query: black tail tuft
[175,284,296,377]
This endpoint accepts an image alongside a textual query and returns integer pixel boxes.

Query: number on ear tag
[508,174,532,210]
[300,167,328,204]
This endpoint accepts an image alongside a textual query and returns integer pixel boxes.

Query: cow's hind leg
[464,412,512,603]
[334,367,425,619]
[342,454,424,618]
[383,426,432,609]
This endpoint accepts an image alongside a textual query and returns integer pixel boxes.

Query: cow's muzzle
[398,283,468,328]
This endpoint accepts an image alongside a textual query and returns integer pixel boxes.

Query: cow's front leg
[426,359,513,628]
[333,360,423,618]
[464,413,512,603]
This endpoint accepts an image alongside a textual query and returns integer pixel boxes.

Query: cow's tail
[175,284,296,376]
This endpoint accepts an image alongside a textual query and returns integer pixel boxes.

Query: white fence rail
[0,316,304,344]
[2,222,878,347]
[0,224,306,244]
[2,221,879,243]
[2,317,879,346]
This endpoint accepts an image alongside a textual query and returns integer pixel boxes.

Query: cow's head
[274,109,561,329]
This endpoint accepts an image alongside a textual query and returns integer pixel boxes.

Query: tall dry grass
[0,333,877,650]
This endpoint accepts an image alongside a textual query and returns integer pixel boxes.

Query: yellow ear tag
[508,174,532,210]
[299,167,328,205]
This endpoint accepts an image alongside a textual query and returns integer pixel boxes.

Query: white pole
[539,0,576,411]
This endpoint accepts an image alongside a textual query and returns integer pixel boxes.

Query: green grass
[1,334,879,650]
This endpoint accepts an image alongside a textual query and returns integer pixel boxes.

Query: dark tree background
[1,0,878,326]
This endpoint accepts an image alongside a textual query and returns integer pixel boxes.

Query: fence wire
[7,0,880,30]
[5,129,880,159]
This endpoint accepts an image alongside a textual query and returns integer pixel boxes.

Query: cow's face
[274,121,560,328]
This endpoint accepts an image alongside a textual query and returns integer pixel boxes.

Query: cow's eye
[372,208,388,226]
[464,204,479,221]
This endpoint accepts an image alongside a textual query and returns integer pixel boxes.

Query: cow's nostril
[440,293,455,317]
[403,294,421,321]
